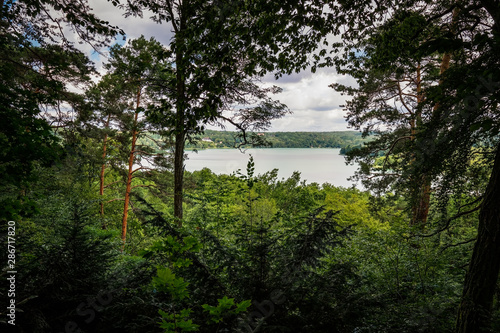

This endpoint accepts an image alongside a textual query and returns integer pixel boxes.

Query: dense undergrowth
[1,144,491,333]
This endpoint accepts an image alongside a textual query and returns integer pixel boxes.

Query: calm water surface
[184,148,359,187]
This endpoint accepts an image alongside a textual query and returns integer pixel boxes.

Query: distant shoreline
[185,147,349,155]
[140,130,369,154]
[185,146,342,150]
[183,129,371,151]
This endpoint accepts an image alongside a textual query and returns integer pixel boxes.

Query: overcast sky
[85,1,354,132]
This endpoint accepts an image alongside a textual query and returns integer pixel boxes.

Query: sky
[84,1,354,132]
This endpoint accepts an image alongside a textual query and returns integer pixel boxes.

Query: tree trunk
[121,87,141,248]
[99,113,111,222]
[411,180,431,225]
[173,131,185,226]
[456,142,500,333]
[173,36,186,226]
[410,64,432,226]
[411,34,455,226]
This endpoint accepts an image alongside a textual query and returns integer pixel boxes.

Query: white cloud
[89,0,174,44]
[261,67,353,131]
[268,109,349,132]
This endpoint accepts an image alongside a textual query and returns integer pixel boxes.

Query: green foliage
[154,266,191,301]
[6,197,120,331]
[202,297,251,325]
[154,265,200,333]
[141,235,202,267]
[179,164,368,331]
[0,0,121,220]
[330,1,500,329]
[5,1,499,332]
[336,232,462,331]
[158,308,199,333]
[3,129,489,332]
[145,235,251,333]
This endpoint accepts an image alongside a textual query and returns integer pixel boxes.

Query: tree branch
[131,184,157,190]
[382,136,413,172]
[418,198,483,237]
[104,180,123,189]
[439,238,477,254]
[131,166,154,174]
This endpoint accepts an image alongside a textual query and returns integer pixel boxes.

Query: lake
[184,148,359,187]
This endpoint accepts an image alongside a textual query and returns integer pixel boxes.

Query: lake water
[184,148,359,187]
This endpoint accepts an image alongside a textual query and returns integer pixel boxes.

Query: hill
[186,130,370,152]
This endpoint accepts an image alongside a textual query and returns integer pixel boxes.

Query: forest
[1,1,500,333]
[182,130,370,150]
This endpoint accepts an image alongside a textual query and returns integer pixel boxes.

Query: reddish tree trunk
[411,180,431,225]
[410,64,431,226]
[411,40,454,226]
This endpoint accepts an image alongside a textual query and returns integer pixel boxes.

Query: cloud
[273,68,345,104]
[311,105,335,112]
[268,109,349,132]
[88,1,174,70]
[263,71,313,84]
[255,66,354,131]
[89,1,174,43]
[83,1,353,132]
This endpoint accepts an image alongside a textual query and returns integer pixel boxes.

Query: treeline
[185,130,370,150]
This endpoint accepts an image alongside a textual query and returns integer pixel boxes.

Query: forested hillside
[183,130,370,150]
[2,1,500,333]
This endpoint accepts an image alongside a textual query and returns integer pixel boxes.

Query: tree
[0,0,121,220]
[123,0,335,225]
[329,0,500,330]
[421,6,500,328]
[407,3,500,331]
[83,74,128,219]
[330,7,460,226]
[99,36,171,246]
